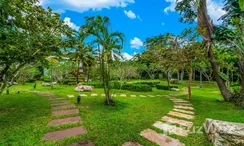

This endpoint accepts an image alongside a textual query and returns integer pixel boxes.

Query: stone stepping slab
[148,95,155,97]
[67,95,75,98]
[139,95,147,97]
[172,100,189,103]
[91,94,98,96]
[153,121,188,136]
[168,111,194,120]
[122,142,142,146]
[120,94,127,97]
[48,116,81,126]
[130,95,137,97]
[174,103,193,106]
[101,94,105,96]
[52,109,79,116]
[111,94,116,97]
[140,129,185,146]
[173,109,195,115]
[162,116,193,129]
[174,106,194,110]
[69,140,95,146]
[51,101,70,106]
[43,126,87,140]
[80,94,87,97]
[52,104,76,110]
[48,98,65,101]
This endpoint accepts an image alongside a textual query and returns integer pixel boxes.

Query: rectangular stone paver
[153,121,188,136]
[48,116,81,126]
[174,103,193,106]
[111,94,116,97]
[69,140,95,146]
[174,106,194,110]
[172,100,189,103]
[51,101,70,106]
[67,95,75,98]
[101,94,105,96]
[43,126,87,140]
[52,104,76,110]
[122,142,142,146]
[173,109,195,115]
[139,95,146,97]
[51,100,67,103]
[168,111,194,120]
[52,109,79,116]
[130,95,136,97]
[91,94,98,96]
[162,116,193,129]
[140,129,185,146]
[120,94,127,97]
[80,94,87,97]
[148,95,155,97]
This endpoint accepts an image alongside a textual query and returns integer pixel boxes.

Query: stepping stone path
[80,94,87,97]
[131,95,136,97]
[121,94,127,97]
[139,95,195,146]
[91,94,98,96]
[34,92,91,145]
[139,95,146,97]
[148,95,155,97]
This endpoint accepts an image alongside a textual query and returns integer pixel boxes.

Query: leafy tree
[0,0,74,94]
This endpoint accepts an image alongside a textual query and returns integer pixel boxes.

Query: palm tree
[85,16,124,105]
[68,31,96,84]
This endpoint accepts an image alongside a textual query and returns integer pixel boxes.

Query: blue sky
[40,0,226,59]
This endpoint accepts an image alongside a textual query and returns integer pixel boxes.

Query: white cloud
[124,10,142,21]
[122,52,134,60]
[130,37,143,49]
[124,10,136,19]
[41,0,135,13]
[163,0,226,24]
[161,22,165,25]
[64,17,79,31]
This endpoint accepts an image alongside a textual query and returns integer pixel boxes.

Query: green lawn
[0,81,243,146]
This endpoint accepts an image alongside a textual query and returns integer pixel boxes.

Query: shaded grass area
[1,80,243,146]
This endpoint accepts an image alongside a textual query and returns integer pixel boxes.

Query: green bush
[85,82,104,88]
[156,85,178,90]
[111,81,152,92]
[134,81,160,87]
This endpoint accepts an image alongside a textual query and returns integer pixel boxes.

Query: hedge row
[84,81,152,92]
[134,81,160,87]
[156,85,178,90]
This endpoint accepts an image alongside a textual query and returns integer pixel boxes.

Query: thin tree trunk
[180,70,184,83]
[239,57,244,106]
[188,69,192,100]
[98,44,102,82]
[207,43,233,101]
[200,70,203,88]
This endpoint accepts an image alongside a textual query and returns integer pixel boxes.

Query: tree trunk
[76,60,80,84]
[188,69,192,100]
[207,43,233,101]
[200,70,203,88]
[177,70,180,81]
[239,57,244,106]
[101,52,110,105]
[98,44,102,82]
[180,70,184,83]
[0,65,10,82]
[193,69,196,81]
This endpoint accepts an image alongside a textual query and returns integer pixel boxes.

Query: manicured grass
[0,80,243,146]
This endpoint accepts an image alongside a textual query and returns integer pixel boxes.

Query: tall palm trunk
[198,0,232,101]
[101,51,110,105]
[76,60,80,84]
[98,44,102,82]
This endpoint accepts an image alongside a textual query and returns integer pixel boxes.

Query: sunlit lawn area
[0,80,243,146]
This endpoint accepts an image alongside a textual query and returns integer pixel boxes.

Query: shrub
[85,82,104,88]
[111,81,152,92]
[156,85,178,90]
[134,81,160,87]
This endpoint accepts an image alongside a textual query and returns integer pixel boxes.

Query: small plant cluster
[134,81,160,87]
